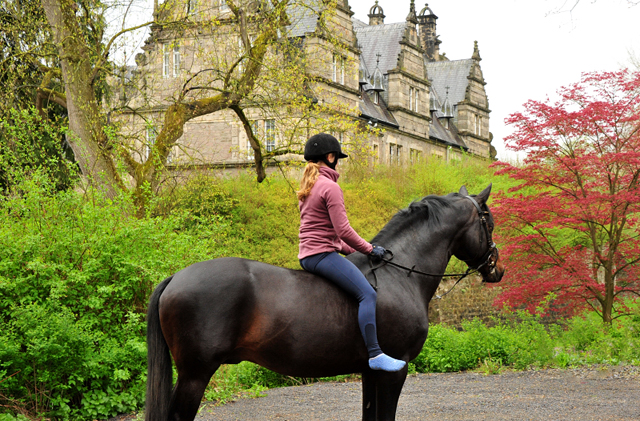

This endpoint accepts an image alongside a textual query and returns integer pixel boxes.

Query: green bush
[412,308,640,375]
[0,172,227,420]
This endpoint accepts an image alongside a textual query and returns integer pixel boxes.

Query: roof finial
[472,40,482,61]
[406,0,418,23]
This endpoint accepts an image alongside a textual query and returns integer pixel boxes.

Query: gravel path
[196,366,640,421]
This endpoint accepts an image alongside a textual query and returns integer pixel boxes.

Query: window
[162,44,170,78]
[410,148,422,164]
[238,37,245,73]
[247,121,258,160]
[219,0,229,11]
[188,0,198,15]
[409,87,413,110]
[265,119,275,152]
[372,144,379,162]
[246,140,254,159]
[389,144,402,165]
[145,125,157,161]
[332,55,345,84]
[475,115,482,136]
[409,87,419,112]
[173,45,180,77]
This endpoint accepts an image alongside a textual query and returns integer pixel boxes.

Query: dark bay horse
[146,185,504,421]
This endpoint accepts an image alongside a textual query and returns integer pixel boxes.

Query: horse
[145,184,504,421]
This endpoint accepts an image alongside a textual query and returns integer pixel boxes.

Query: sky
[347,0,640,160]
[109,0,640,161]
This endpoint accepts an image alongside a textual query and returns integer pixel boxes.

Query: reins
[366,195,498,299]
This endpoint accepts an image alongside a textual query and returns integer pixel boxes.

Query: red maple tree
[492,70,640,323]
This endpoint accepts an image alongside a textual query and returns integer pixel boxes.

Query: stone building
[125,0,495,169]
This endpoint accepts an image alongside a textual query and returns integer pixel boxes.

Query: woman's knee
[362,286,377,304]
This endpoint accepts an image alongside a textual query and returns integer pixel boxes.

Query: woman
[297,133,406,372]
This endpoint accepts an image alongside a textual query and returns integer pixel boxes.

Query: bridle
[460,196,499,273]
[367,195,500,298]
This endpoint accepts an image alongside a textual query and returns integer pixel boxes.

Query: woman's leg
[302,252,382,358]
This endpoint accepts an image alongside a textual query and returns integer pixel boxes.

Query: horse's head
[452,184,504,284]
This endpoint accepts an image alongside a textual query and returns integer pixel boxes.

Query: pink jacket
[298,167,373,259]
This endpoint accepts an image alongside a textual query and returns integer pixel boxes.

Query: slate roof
[424,59,473,107]
[359,90,399,128]
[285,4,321,37]
[429,112,467,149]
[354,21,407,76]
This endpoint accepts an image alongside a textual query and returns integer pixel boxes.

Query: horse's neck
[388,223,458,274]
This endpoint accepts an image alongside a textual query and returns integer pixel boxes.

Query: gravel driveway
[196,366,640,421]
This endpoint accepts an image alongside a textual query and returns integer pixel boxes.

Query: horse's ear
[475,183,493,205]
[459,185,469,196]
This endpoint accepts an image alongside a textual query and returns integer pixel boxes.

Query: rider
[297,133,406,372]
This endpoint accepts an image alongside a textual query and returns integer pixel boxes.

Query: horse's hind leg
[167,365,218,421]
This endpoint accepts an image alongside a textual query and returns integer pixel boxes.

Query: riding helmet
[303,133,348,161]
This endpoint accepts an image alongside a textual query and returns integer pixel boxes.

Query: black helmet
[303,133,348,161]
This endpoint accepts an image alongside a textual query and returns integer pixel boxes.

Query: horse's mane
[371,193,459,244]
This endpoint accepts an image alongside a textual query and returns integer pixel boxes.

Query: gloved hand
[370,244,387,261]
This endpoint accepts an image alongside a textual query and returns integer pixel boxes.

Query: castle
[126,0,494,169]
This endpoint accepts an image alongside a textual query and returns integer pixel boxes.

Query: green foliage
[0,171,226,420]
[0,108,74,192]
[220,173,301,269]
[412,307,640,374]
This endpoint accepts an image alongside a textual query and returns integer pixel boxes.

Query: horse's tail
[145,275,173,421]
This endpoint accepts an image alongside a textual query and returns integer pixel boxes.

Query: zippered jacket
[298,166,373,260]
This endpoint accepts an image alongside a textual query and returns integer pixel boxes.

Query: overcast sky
[347,0,640,161]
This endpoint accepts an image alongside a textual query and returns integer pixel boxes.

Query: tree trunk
[41,0,122,199]
[602,267,615,324]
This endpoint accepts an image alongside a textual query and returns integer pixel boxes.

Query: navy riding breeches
[300,251,382,358]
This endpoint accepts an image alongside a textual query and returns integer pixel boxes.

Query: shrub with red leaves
[492,70,640,324]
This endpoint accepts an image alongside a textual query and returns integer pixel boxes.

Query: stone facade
[125,0,495,168]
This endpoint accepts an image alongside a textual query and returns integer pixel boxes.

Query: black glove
[370,244,387,261]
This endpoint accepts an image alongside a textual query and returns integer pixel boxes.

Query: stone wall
[428,275,504,327]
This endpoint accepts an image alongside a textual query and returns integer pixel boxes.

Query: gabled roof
[424,59,473,106]
[359,91,398,128]
[354,21,407,75]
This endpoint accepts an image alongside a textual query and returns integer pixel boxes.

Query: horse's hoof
[369,354,406,372]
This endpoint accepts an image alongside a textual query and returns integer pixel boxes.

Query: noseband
[366,195,500,296]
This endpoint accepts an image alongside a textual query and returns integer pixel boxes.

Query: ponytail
[297,162,321,201]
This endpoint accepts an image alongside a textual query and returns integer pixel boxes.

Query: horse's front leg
[361,366,408,421]
[361,370,377,421]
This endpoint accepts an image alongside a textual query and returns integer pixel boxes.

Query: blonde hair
[297,162,321,201]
